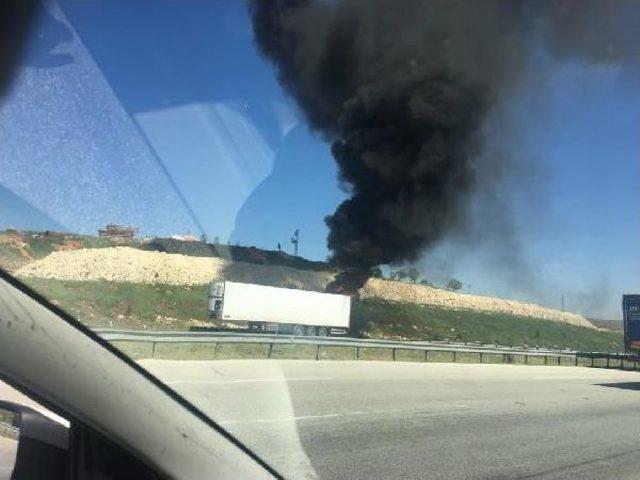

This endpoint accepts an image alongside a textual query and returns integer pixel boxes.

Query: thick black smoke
[250,0,639,273]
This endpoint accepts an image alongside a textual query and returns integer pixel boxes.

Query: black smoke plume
[250,0,639,275]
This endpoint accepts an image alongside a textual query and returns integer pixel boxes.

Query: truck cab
[208,282,225,319]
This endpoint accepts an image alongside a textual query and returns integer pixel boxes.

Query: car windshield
[1,1,639,478]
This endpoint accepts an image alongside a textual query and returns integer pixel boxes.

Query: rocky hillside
[16,245,595,328]
[360,278,594,328]
[16,246,335,292]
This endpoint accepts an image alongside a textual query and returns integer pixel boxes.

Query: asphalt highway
[3,361,640,479]
[140,360,640,479]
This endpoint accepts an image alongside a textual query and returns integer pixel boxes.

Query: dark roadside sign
[623,294,640,353]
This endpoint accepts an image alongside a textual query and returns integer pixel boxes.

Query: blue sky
[0,0,637,319]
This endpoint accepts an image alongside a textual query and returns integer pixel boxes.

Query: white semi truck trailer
[208,281,351,336]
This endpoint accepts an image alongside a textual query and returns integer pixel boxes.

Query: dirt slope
[16,246,334,291]
[0,234,34,271]
[359,278,595,328]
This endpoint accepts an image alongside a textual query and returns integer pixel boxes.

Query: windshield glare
[1,1,639,478]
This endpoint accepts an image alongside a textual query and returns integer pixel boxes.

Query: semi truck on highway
[207,281,351,336]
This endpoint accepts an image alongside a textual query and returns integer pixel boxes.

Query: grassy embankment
[21,278,623,358]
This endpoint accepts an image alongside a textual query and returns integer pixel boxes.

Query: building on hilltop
[170,234,200,242]
[98,224,138,243]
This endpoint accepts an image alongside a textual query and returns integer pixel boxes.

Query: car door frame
[0,269,280,479]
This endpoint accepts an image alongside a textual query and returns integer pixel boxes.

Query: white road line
[220,407,470,426]
[221,412,353,425]
[166,377,333,385]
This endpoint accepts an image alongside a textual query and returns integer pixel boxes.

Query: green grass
[0,409,17,440]
[426,351,456,363]
[318,346,358,360]
[215,343,272,359]
[352,299,623,352]
[0,409,14,424]
[0,243,27,270]
[394,349,425,362]
[25,236,57,258]
[25,234,128,257]
[270,344,318,360]
[358,347,394,361]
[154,343,220,360]
[22,278,207,330]
[478,353,504,364]
[98,342,602,364]
[18,278,624,353]
[454,352,483,364]
[110,340,155,359]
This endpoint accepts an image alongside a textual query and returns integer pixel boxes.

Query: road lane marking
[221,412,360,425]
[220,407,472,426]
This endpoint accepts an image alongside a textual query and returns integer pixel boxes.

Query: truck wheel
[292,324,305,336]
[317,327,329,337]
[305,326,316,337]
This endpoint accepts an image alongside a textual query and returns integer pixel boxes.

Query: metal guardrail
[95,329,578,353]
[94,329,638,369]
[95,329,583,365]
[94,329,574,353]
[575,351,640,369]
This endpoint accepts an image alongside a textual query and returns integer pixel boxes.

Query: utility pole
[290,229,299,256]
[561,294,565,312]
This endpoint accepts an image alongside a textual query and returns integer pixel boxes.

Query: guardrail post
[392,348,396,361]
[479,352,483,364]
[591,356,594,367]
[424,350,428,362]
[557,356,561,366]
[267,343,274,359]
[452,351,457,363]
[574,355,578,366]
[524,354,528,365]
[356,346,360,360]
[544,356,548,365]
[315,344,320,361]
[606,357,610,368]
[151,341,156,359]
[214,342,219,359]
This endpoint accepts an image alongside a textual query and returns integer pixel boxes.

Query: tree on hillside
[407,267,420,283]
[390,269,408,281]
[420,278,434,287]
[447,278,463,291]
[370,266,384,278]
